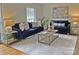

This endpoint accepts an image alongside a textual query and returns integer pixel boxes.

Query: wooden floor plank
[0,44,26,55]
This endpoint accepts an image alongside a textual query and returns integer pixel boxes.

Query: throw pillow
[19,22,29,31]
[24,22,29,30]
[54,23,65,27]
[19,22,25,31]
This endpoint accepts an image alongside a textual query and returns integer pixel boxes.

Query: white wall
[3,3,79,22]
[2,3,43,23]
[41,3,79,21]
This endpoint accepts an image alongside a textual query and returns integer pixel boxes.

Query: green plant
[40,17,49,27]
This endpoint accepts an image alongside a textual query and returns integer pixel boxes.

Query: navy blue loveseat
[12,23,43,40]
[53,20,70,34]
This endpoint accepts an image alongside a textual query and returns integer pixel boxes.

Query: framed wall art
[52,6,69,18]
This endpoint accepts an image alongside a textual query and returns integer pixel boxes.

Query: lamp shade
[4,18,14,27]
[73,22,77,25]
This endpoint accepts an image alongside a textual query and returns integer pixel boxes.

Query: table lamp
[4,17,14,33]
[73,22,77,25]
[4,18,14,27]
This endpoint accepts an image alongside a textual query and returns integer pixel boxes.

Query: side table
[3,31,17,46]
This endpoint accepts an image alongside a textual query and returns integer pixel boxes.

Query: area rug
[11,34,77,55]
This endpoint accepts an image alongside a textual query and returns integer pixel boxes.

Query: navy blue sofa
[53,20,70,34]
[12,23,43,40]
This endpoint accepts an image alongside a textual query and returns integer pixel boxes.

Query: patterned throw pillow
[19,22,29,31]
[19,22,25,31]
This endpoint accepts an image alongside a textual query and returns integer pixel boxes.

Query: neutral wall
[41,3,79,21]
[2,3,79,22]
[2,3,43,23]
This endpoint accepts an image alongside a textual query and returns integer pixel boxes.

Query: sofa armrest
[12,27,21,32]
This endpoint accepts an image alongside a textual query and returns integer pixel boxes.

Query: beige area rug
[11,34,77,55]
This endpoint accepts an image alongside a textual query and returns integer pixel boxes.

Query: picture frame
[52,6,69,18]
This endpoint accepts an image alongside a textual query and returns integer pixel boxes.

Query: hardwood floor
[0,44,25,55]
[73,35,79,55]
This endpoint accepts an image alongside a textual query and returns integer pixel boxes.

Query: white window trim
[26,7,36,22]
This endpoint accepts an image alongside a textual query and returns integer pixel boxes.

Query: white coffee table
[38,30,58,45]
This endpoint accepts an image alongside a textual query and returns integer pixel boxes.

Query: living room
[0,3,79,55]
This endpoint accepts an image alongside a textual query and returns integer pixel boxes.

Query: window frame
[26,7,36,22]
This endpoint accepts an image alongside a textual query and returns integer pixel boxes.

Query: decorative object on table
[40,17,45,27]
[48,20,54,31]
[40,17,49,30]
[50,20,53,29]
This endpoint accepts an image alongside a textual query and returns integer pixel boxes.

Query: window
[27,8,36,22]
